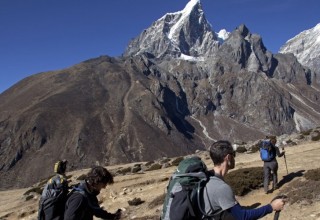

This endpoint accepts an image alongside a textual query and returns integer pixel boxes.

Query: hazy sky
[1,0,319,93]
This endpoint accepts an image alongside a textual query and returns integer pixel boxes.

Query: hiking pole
[272,195,288,220]
[282,147,288,174]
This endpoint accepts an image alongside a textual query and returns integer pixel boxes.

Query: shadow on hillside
[277,170,305,189]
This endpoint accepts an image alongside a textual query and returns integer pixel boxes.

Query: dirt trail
[0,142,319,220]
[237,142,320,220]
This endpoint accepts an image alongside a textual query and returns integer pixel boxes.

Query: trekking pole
[272,195,288,220]
[282,147,288,174]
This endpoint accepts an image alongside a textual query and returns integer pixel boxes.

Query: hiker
[38,159,69,220]
[64,166,122,220]
[262,136,285,194]
[202,140,286,220]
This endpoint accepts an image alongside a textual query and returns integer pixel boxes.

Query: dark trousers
[263,160,278,193]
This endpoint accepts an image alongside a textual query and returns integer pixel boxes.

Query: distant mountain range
[0,0,319,189]
[279,23,320,84]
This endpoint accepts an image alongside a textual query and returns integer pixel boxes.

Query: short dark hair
[209,140,234,165]
[86,166,114,186]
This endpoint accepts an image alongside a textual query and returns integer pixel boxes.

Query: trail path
[0,142,319,220]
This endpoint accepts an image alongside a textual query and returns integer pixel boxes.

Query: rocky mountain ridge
[0,0,319,189]
[280,23,320,82]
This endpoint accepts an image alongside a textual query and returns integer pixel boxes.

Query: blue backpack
[259,140,275,162]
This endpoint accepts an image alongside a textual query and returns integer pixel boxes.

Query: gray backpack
[161,156,212,220]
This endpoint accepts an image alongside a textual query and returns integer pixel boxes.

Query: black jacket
[64,181,117,220]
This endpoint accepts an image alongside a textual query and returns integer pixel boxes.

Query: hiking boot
[265,190,270,194]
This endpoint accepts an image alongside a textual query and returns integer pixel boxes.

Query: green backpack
[161,156,213,220]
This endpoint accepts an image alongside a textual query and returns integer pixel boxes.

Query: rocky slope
[279,23,320,82]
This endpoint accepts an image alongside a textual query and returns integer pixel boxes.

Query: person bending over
[64,166,122,220]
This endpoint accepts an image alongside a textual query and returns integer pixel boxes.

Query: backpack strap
[68,187,85,195]
[186,189,196,217]
[197,176,225,219]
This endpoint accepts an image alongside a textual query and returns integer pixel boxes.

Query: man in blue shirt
[202,140,286,220]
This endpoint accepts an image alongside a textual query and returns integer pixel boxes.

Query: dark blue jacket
[64,181,116,220]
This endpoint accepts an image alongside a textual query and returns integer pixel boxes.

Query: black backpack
[161,156,216,220]
[38,174,69,220]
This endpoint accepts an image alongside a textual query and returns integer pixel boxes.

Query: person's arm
[275,146,285,157]
[89,196,121,219]
[229,203,273,220]
[229,197,285,220]
[91,206,118,219]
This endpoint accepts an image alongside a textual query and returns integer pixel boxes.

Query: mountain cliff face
[279,23,320,88]
[1,0,320,189]
[279,23,320,76]
[124,0,220,58]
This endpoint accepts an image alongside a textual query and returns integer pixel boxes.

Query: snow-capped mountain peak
[279,23,320,73]
[124,0,219,58]
[168,0,203,40]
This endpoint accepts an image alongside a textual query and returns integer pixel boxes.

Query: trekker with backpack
[260,136,285,194]
[161,156,215,219]
[64,166,122,220]
[202,140,286,219]
[38,159,69,220]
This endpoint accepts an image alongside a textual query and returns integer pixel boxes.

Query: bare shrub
[311,131,320,141]
[225,167,263,196]
[146,163,162,171]
[301,129,312,136]
[145,161,154,166]
[170,156,184,166]
[305,168,320,181]
[236,146,247,153]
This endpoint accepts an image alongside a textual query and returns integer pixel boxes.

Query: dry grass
[225,167,264,196]
[280,168,320,205]
[1,142,320,220]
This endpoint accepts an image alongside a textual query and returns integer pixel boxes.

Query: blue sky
[1,0,319,94]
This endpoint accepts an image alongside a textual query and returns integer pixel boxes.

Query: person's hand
[270,198,286,211]
[113,209,122,220]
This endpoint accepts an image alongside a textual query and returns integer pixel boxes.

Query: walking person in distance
[262,136,285,194]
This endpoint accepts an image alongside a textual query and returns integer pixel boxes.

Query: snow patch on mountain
[293,112,313,132]
[279,23,320,72]
[168,0,201,41]
[217,29,230,41]
[180,53,204,61]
